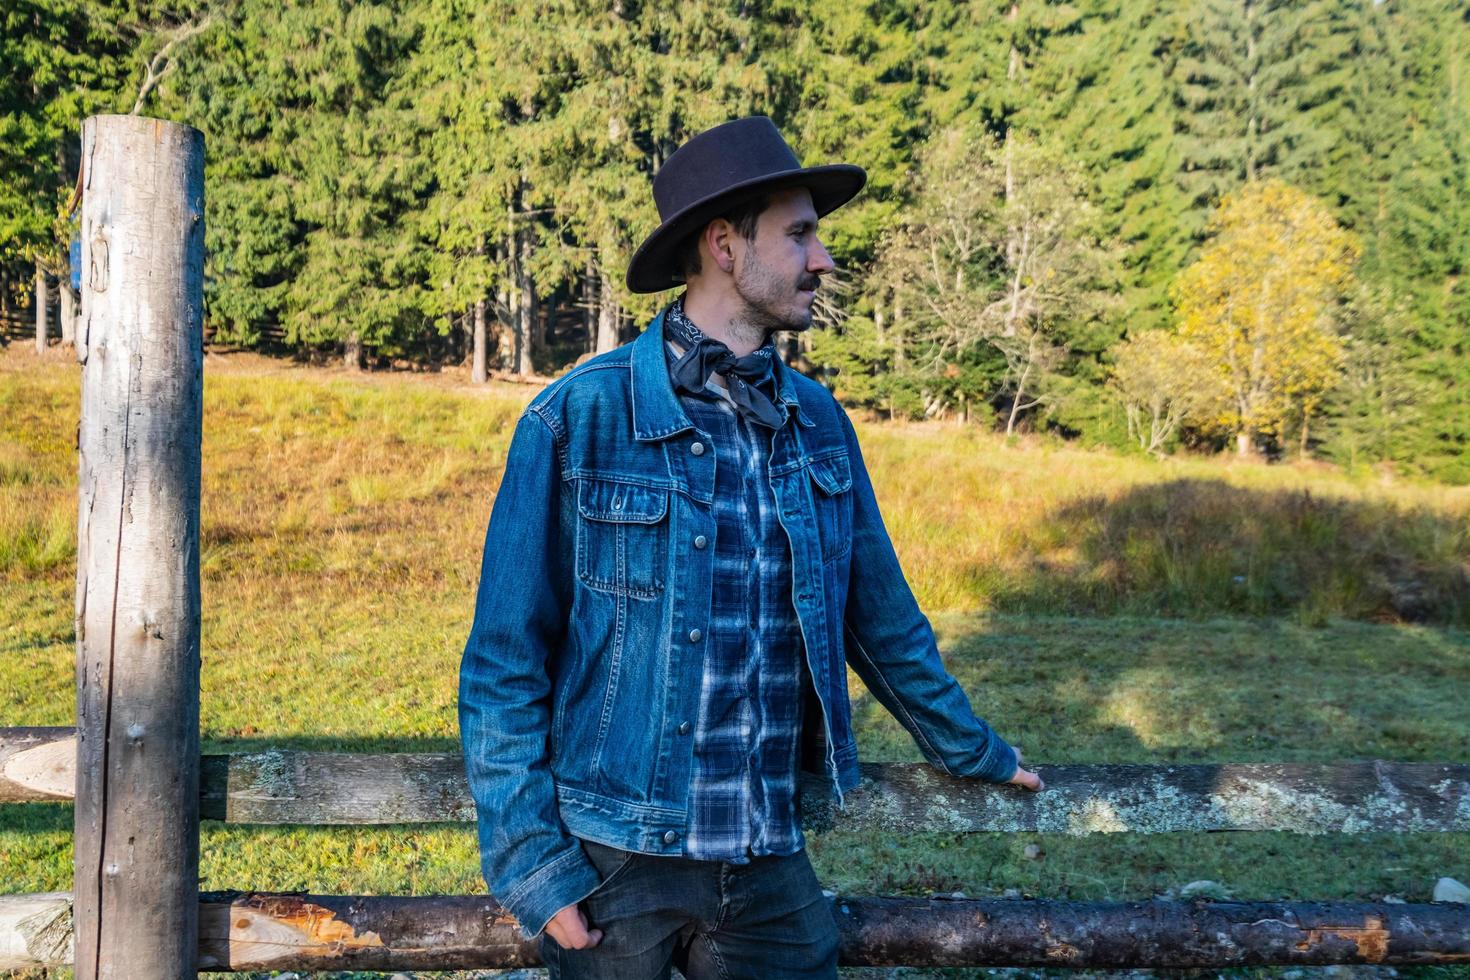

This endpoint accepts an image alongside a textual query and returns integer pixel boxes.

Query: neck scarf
[664,298,787,430]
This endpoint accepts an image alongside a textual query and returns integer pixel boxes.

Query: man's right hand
[544,902,603,950]
[1008,746,1045,792]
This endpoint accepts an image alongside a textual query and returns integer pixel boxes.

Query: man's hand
[544,902,603,950]
[1008,746,1045,792]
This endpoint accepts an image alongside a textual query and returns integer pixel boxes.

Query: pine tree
[0,0,162,328]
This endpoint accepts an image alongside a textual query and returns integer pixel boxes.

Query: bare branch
[131,17,214,115]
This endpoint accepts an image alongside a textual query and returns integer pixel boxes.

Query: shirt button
[677,721,692,735]
[690,441,706,456]
[693,535,708,549]
[688,628,703,643]
[663,830,680,845]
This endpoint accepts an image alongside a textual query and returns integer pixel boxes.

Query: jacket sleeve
[458,409,601,938]
[836,407,1018,784]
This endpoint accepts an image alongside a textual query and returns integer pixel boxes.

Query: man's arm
[458,409,602,938]
[836,408,1041,789]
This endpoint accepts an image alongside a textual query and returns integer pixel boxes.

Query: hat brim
[625,164,867,294]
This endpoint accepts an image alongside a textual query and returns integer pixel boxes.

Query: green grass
[1,349,1468,978]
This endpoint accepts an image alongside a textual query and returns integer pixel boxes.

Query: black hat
[625,116,866,294]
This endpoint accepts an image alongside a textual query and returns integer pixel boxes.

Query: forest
[4,0,1469,478]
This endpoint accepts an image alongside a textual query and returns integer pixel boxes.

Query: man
[459,116,1042,980]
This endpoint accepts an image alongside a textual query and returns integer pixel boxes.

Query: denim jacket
[458,308,1017,938]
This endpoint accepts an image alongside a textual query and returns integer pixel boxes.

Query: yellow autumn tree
[1173,180,1360,456]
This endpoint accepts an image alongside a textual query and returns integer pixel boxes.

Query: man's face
[732,186,836,333]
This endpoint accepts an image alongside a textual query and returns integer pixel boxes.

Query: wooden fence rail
[3,892,1469,971]
[4,727,1469,835]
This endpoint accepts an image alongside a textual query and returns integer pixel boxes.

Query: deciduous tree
[1173,179,1359,456]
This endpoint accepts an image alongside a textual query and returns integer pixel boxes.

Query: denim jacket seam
[841,623,956,776]
[524,405,567,466]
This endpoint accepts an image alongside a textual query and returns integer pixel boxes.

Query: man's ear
[704,219,736,275]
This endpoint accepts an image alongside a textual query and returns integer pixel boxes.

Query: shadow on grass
[982,478,1470,626]
[922,614,1470,765]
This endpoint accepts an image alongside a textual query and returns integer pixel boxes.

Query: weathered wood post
[73,113,205,980]
[34,259,48,353]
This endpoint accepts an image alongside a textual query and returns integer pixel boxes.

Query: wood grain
[5,729,1467,834]
[5,892,1470,970]
[73,114,205,980]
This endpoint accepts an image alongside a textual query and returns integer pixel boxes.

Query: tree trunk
[471,298,487,384]
[34,260,47,353]
[584,258,598,354]
[596,270,620,354]
[493,245,514,373]
[344,332,363,371]
[60,283,77,346]
[1236,430,1254,457]
[893,301,906,367]
[74,112,204,980]
[514,221,535,377]
[1006,361,1032,436]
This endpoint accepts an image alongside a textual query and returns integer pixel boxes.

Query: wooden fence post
[73,113,205,980]
[34,259,47,353]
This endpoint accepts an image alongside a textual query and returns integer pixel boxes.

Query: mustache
[797,276,821,292]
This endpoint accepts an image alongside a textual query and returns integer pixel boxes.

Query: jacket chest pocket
[575,479,669,599]
[807,452,853,564]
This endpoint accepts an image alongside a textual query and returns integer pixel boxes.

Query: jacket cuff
[966,730,1018,784]
[500,846,603,940]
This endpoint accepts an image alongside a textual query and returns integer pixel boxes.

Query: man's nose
[808,237,836,276]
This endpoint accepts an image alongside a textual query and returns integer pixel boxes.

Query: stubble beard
[733,246,819,346]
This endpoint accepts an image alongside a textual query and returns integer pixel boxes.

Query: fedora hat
[625,116,866,294]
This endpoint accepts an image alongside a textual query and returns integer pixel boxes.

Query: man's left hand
[1008,746,1045,792]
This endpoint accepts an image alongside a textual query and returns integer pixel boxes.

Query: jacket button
[688,628,702,643]
[663,830,679,845]
[693,535,708,549]
[677,721,691,735]
[690,441,705,456]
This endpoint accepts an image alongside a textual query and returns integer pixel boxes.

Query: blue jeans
[540,839,840,979]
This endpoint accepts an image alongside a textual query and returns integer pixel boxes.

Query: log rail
[2,892,1468,971]
[4,728,1468,834]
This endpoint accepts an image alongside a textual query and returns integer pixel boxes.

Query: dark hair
[676,193,771,282]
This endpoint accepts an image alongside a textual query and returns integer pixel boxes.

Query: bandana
[664,298,787,430]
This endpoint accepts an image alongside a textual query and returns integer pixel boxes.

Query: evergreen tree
[0,1,167,318]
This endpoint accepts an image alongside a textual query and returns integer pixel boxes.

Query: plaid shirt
[665,301,807,862]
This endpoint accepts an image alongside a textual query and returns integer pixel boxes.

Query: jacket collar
[631,305,814,442]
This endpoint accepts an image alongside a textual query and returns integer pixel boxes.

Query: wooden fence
[2,114,1468,975]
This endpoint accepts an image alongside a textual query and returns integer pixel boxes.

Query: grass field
[2,345,1468,978]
